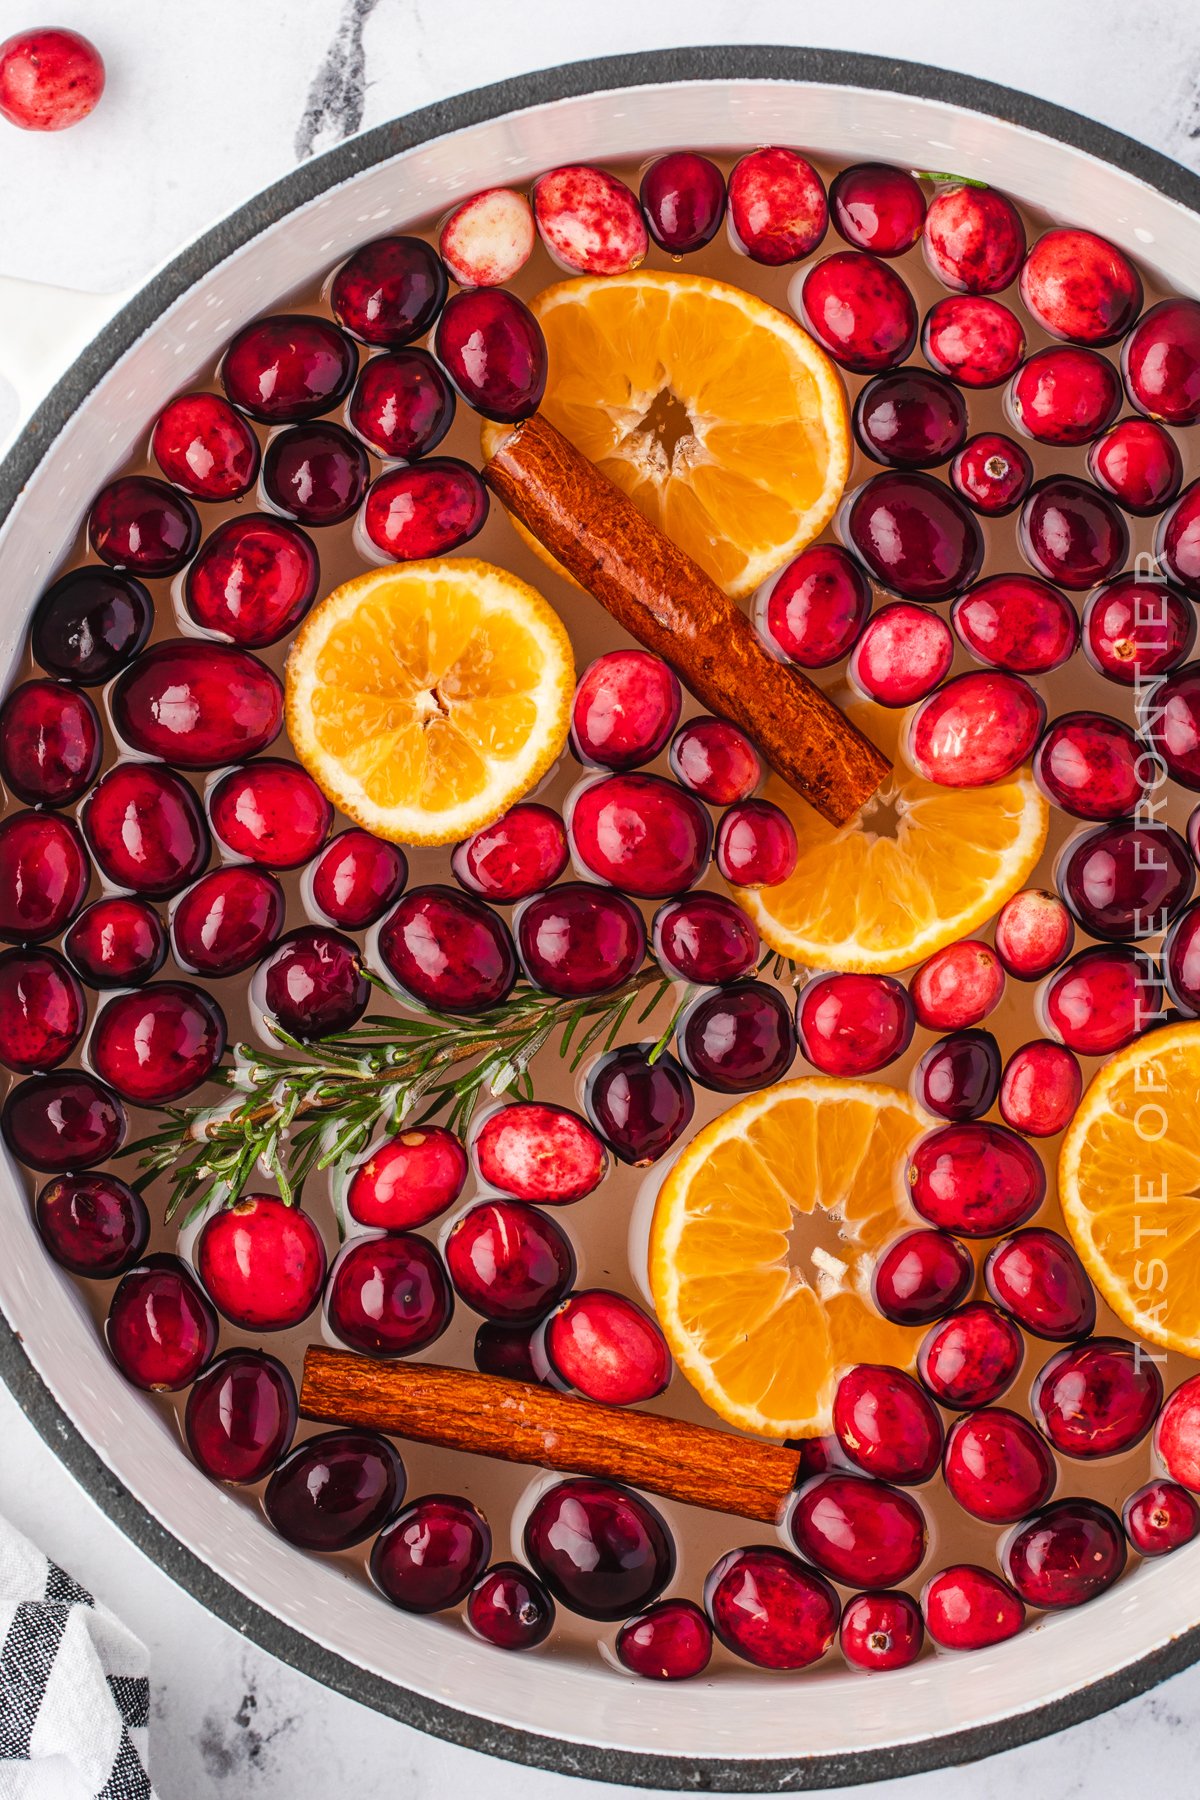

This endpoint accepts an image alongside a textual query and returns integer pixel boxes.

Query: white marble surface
[5,0,1200,1794]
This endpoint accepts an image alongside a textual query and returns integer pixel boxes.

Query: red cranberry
[209,759,332,868]
[1144,661,1200,789]
[361,460,488,559]
[617,1599,712,1679]
[798,252,917,373]
[327,1232,453,1355]
[264,1429,404,1550]
[797,973,913,1076]
[912,939,1004,1030]
[669,718,761,807]
[918,1302,1023,1408]
[263,421,369,526]
[1083,574,1195,683]
[379,885,516,1013]
[952,574,1077,674]
[67,894,173,999]
[1004,1499,1126,1609]
[571,652,681,770]
[467,1563,555,1650]
[922,1565,1024,1650]
[0,27,103,129]
[848,602,953,706]
[0,680,100,806]
[474,1102,605,1204]
[452,805,567,903]
[913,1030,1001,1121]
[570,772,710,899]
[184,514,319,647]
[92,982,225,1104]
[842,470,983,601]
[221,313,357,420]
[1034,711,1148,818]
[833,1364,943,1485]
[372,1495,490,1613]
[680,980,797,1092]
[830,163,924,256]
[473,1321,541,1383]
[185,1349,297,1486]
[1019,228,1142,344]
[1041,943,1162,1055]
[1157,1375,1200,1491]
[347,1128,468,1230]
[1123,297,1200,423]
[1157,481,1200,597]
[0,811,88,942]
[532,166,647,276]
[171,867,284,978]
[524,1479,674,1620]
[754,545,870,668]
[311,829,407,929]
[3,1072,125,1171]
[151,392,260,501]
[112,641,282,768]
[1009,347,1122,446]
[652,893,759,984]
[0,948,83,1071]
[923,184,1025,294]
[714,799,797,887]
[640,153,726,253]
[922,295,1025,387]
[706,1546,839,1669]
[854,368,967,469]
[1057,821,1192,940]
[31,567,151,684]
[872,1228,974,1327]
[1088,417,1182,515]
[995,890,1074,981]
[1166,900,1200,1016]
[998,1041,1083,1139]
[908,671,1044,787]
[348,348,455,458]
[446,1200,574,1323]
[944,1408,1056,1523]
[88,476,200,576]
[543,1289,670,1405]
[1020,476,1128,590]
[950,433,1033,516]
[35,1173,148,1278]
[1124,1480,1200,1556]
[1032,1337,1162,1459]
[985,1226,1096,1340]
[728,147,827,264]
[258,927,367,1039]
[584,1043,694,1166]
[331,237,447,346]
[790,1472,927,1587]
[516,883,645,998]
[839,1589,924,1671]
[106,1254,216,1391]
[908,1122,1046,1237]
[434,289,547,423]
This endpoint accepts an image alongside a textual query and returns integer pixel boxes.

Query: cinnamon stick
[484,414,889,825]
[300,1347,801,1524]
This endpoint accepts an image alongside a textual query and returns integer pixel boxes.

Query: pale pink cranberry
[907,1123,1046,1237]
[617,1599,712,1680]
[171,867,284,979]
[362,460,488,560]
[918,1302,1023,1409]
[151,392,260,501]
[797,972,914,1076]
[446,1200,574,1323]
[908,671,1044,787]
[571,651,681,770]
[91,983,225,1104]
[669,718,761,805]
[1122,297,1200,423]
[346,1128,468,1230]
[197,1195,326,1331]
[1088,417,1182,515]
[984,1226,1096,1341]
[184,514,319,646]
[728,147,827,264]
[1032,1337,1162,1459]
[998,1041,1083,1138]
[950,433,1032,516]
[1004,1500,1126,1609]
[833,1364,943,1485]
[943,1408,1055,1522]
[89,476,200,576]
[310,829,407,930]
[222,314,357,420]
[1020,228,1142,344]
[1041,944,1162,1055]
[715,799,797,887]
[328,1233,453,1356]
[922,1565,1024,1649]
[434,288,547,423]
[841,470,983,601]
[1124,1480,1200,1556]
[0,27,103,130]
[790,1473,927,1588]
[1008,346,1122,446]
[912,1029,1001,1121]
[532,166,647,275]
[829,163,924,257]
[347,349,456,459]
[467,1563,555,1650]
[452,804,568,902]
[106,1255,216,1391]
[912,939,1004,1030]
[111,641,283,768]
[872,1228,974,1326]
[706,1546,839,1669]
[952,573,1078,673]
[754,544,870,666]
[1156,1375,1200,1491]
[796,252,917,373]
[640,154,726,254]
[1019,475,1129,590]
[995,889,1074,981]
[923,184,1025,294]
[208,759,332,868]
[542,1289,671,1405]
[439,188,535,287]
[330,237,447,347]
[839,1590,924,1671]
[1156,480,1200,598]
[921,294,1025,387]
[848,602,953,706]
[474,1102,605,1204]
[570,772,711,898]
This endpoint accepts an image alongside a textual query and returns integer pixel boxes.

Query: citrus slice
[286,559,573,845]
[649,1078,930,1438]
[734,697,1048,973]
[1060,1022,1200,1356]
[481,271,850,599]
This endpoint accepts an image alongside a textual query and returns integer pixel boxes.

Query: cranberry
[1018,227,1141,344]
[197,1196,326,1330]
[908,1122,1045,1237]
[112,641,282,768]
[727,147,827,264]
[985,1227,1096,1340]
[311,829,407,929]
[1158,1375,1200,1490]
[379,886,516,1013]
[833,1364,943,1485]
[1123,297,1200,423]
[348,348,455,459]
[516,883,645,998]
[347,1128,468,1230]
[680,980,797,1092]
[995,890,1074,982]
[842,470,983,602]
[222,313,357,420]
[532,166,647,276]
[714,800,797,888]
[617,1599,712,1680]
[88,476,200,576]
[913,1030,1001,1121]
[571,652,681,770]
[543,1289,670,1404]
[1157,481,1200,597]
[998,1041,1083,1139]
[331,237,447,346]
[151,392,260,501]
[31,567,151,685]
[640,153,726,253]
[839,1589,924,1672]
[908,671,1044,787]
[1058,821,1192,941]
[0,27,103,129]
[3,1072,125,1171]
[327,1232,453,1355]
[209,760,332,868]
[1009,347,1122,446]
[584,1043,694,1166]
[446,1200,574,1322]
[652,893,759,984]
[848,602,954,706]
[922,295,1025,388]
[106,1254,216,1391]
[952,575,1077,677]
[1042,943,1162,1055]
[1083,575,1195,684]
[65,908,163,1005]
[872,1228,974,1327]
[91,982,225,1104]
[0,948,83,1072]
[1166,900,1200,1015]
[263,421,369,526]
[797,252,917,373]
[912,939,1004,1030]
[0,811,88,942]
[1034,712,1148,818]
[474,1102,605,1204]
[525,1479,673,1620]
[570,773,710,899]
[1020,475,1129,590]
[440,189,535,289]
[755,545,870,668]
[0,680,99,807]
[258,927,368,1039]
[371,1495,490,1613]
[944,1408,1055,1523]
[922,1565,1024,1650]
[830,163,925,257]
[950,433,1033,516]
[1144,662,1200,790]
[1033,1337,1162,1459]
[451,805,567,904]
[473,1321,541,1383]
[797,973,913,1076]
[171,867,284,978]
[790,1472,926,1587]
[1088,417,1182,515]
[185,1349,297,1486]
[706,1546,839,1669]
[468,1562,555,1650]
[854,369,967,469]
[1005,1499,1127,1609]
[35,1173,148,1278]
[264,1430,404,1551]
[434,289,547,424]
[361,460,488,560]
[918,1302,1023,1408]
[184,514,319,647]
[923,184,1025,294]
[1124,1480,1200,1556]
[669,720,761,809]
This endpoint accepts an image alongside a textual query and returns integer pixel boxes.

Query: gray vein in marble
[294,0,382,161]
[196,1657,301,1789]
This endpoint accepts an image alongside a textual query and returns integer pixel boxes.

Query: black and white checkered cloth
[0,1518,155,1799]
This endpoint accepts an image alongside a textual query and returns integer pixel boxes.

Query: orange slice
[1060,1022,1200,1356]
[649,1078,930,1438]
[482,271,850,599]
[735,697,1048,974]
[285,559,573,845]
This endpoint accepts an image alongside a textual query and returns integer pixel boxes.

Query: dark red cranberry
[67,882,166,986]
[372,1495,490,1613]
[112,640,282,768]
[348,348,455,458]
[379,885,516,1013]
[640,153,726,252]
[221,313,357,420]
[799,252,917,372]
[473,1321,541,1383]
[3,1072,125,1171]
[151,391,260,500]
[331,237,447,347]
[714,799,797,888]
[1088,417,1182,515]
[617,1599,712,1679]
[83,763,209,898]
[913,1029,1001,1121]
[184,514,319,646]
[833,1364,943,1484]
[1166,900,1200,1016]
[1020,476,1129,589]
[92,982,225,1104]
[998,1040,1084,1139]
[1042,943,1162,1055]
[584,1043,694,1166]
[327,1232,453,1355]
[1124,1480,1200,1556]
[543,1289,671,1404]
[1144,661,1200,789]
[1058,821,1193,940]
[952,574,1078,673]
[35,1172,148,1278]
[984,1227,1096,1340]
[258,927,368,1039]
[908,1122,1045,1237]
[31,567,151,684]
[0,680,100,806]
[872,1228,974,1326]
[797,972,913,1076]
[918,1302,1024,1408]
[839,1589,924,1671]
[0,948,83,1071]
[1009,346,1122,445]
[570,651,681,770]
[706,1546,839,1669]
[950,433,1033,515]
[790,1472,927,1587]
[842,470,983,601]
[1033,1337,1162,1459]
[854,368,967,468]
[106,1254,216,1391]
[0,27,103,130]
[451,804,567,903]
[197,1196,326,1329]
[185,1349,297,1485]
[912,939,1005,1029]
[467,1563,555,1650]
[830,163,925,256]
[88,476,200,576]
[943,1408,1055,1523]
[995,890,1074,982]
[473,1103,606,1205]
[311,829,408,929]
[922,1565,1024,1649]
[1020,228,1142,344]
[171,867,284,978]
[209,759,332,868]
[434,289,547,423]
[908,670,1045,787]
[569,772,710,899]
[1005,1499,1126,1609]
[361,460,488,559]
[263,1430,404,1550]
[680,980,797,1093]
[728,147,827,263]
[923,184,1025,294]
[263,421,369,526]
[446,1200,574,1322]
[524,1479,674,1620]
[1083,575,1195,683]
[516,882,645,998]
[849,602,954,705]
[0,811,88,942]
[347,1128,468,1229]
[1123,297,1200,424]
[922,295,1025,387]
[1157,480,1200,597]
[652,893,759,984]
[754,545,870,668]
[1034,711,1148,818]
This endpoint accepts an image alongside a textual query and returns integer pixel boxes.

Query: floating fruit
[184,514,319,646]
[907,1121,1046,1238]
[89,476,199,576]
[839,1590,924,1672]
[994,889,1074,980]
[922,295,1025,387]
[222,313,357,417]
[524,1479,673,1620]
[571,651,681,770]
[31,566,151,684]
[922,183,1025,294]
[1122,297,1200,424]
[871,1228,974,1327]
[516,883,645,998]
[922,1565,1024,1650]
[542,1289,671,1405]
[853,368,967,468]
[197,1196,326,1331]
[714,799,797,888]
[678,981,797,1093]
[797,973,914,1076]
[727,147,828,264]
[669,718,761,805]
[434,289,547,423]
[1003,1499,1126,1610]
[439,188,535,287]
[0,680,99,807]
[917,1302,1024,1409]
[361,460,488,560]
[950,432,1032,515]
[327,1234,453,1355]
[1088,417,1182,514]
[185,1350,297,1486]
[640,154,726,254]
[841,470,983,601]
[152,391,260,501]
[451,803,568,903]
[796,252,917,374]
[830,164,924,257]
[532,166,647,275]
[112,641,283,768]
[348,348,456,459]
[569,772,711,898]
[584,1043,695,1166]
[264,1430,404,1551]
[473,1102,606,1204]
[330,237,446,346]
[847,602,953,706]
[984,1226,1096,1340]
[617,1599,713,1680]
[372,1496,490,1614]
[467,1563,555,1651]
[346,1128,467,1230]
[262,421,369,526]
[754,544,870,669]
[446,1201,574,1323]
[706,1546,838,1669]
